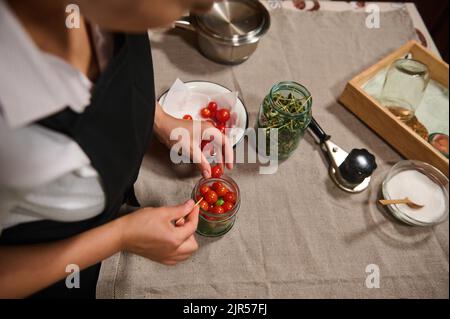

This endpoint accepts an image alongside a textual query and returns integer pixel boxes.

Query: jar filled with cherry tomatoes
[192,175,240,237]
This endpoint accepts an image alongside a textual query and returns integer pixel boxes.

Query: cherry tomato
[216,123,226,134]
[207,101,218,113]
[222,201,234,212]
[204,190,218,204]
[223,192,237,203]
[199,200,210,212]
[200,107,212,118]
[182,114,193,120]
[216,109,231,123]
[212,181,223,191]
[211,165,223,178]
[211,205,225,215]
[216,185,228,197]
[199,185,211,196]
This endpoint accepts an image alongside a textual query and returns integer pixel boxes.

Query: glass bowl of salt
[382,160,449,226]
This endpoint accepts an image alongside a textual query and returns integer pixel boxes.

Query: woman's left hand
[154,102,234,178]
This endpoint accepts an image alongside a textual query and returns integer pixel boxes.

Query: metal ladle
[308,117,377,193]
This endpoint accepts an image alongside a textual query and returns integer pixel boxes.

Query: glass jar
[192,175,241,237]
[257,81,313,160]
[379,59,430,123]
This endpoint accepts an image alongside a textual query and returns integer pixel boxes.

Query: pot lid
[193,0,270,44]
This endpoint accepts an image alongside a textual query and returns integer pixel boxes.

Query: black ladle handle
[309,117,331,144]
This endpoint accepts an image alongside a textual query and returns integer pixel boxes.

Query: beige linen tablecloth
[97,8,449,299]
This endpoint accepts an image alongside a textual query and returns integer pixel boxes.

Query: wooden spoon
[378,197,425,209]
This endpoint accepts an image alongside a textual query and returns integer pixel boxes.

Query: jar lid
[193,0,270,45]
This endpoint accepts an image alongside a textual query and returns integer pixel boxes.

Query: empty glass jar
[379,58,430,122]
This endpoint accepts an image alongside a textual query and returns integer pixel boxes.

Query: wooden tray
[340,40,449,175]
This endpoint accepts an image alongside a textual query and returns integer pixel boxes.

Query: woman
[0,0,233,298]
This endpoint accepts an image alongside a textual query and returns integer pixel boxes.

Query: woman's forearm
[153,101,171,146]
[0,218,124,298]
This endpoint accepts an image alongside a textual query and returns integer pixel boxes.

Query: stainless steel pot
[174,0,270,65]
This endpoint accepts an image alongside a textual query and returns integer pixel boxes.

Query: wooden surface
[340,41,449,175]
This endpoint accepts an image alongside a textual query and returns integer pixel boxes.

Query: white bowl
[158,81,249,147]
[381,160,449,227]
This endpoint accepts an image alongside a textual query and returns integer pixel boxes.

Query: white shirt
[0,0,111,233]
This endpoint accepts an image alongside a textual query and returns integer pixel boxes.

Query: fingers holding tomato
[211,165,223,178]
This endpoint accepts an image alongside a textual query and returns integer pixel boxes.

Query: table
[283,0,441,57]
[97,1,448,299]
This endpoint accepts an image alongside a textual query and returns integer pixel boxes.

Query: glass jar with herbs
[257,81,313,160]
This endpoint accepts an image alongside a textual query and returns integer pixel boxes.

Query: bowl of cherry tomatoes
[158,80,248,148]
[192,170,240,237]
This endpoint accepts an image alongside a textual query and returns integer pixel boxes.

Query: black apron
[0,33,155,298]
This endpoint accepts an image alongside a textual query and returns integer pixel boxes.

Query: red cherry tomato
[199,185,211,196]
[216,109,231,123]
[211,205,225,215]
[199,200,210,212]
[182,114,193,120]
[207,101,218,113]
[211,165,223,178]
[216,123,226,134]
[223,192,237,203]
[211,181,223,191]
[222,201,234,212]
[212,182,228,197]
[204,190,218,204]
[200,107,212,118]
[216,185,228,197]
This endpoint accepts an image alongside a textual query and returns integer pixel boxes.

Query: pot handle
[174,16,196,32]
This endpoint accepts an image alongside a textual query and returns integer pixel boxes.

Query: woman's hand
[154,102,234,178]
[0,200,199,297]
[118,200,199,265]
